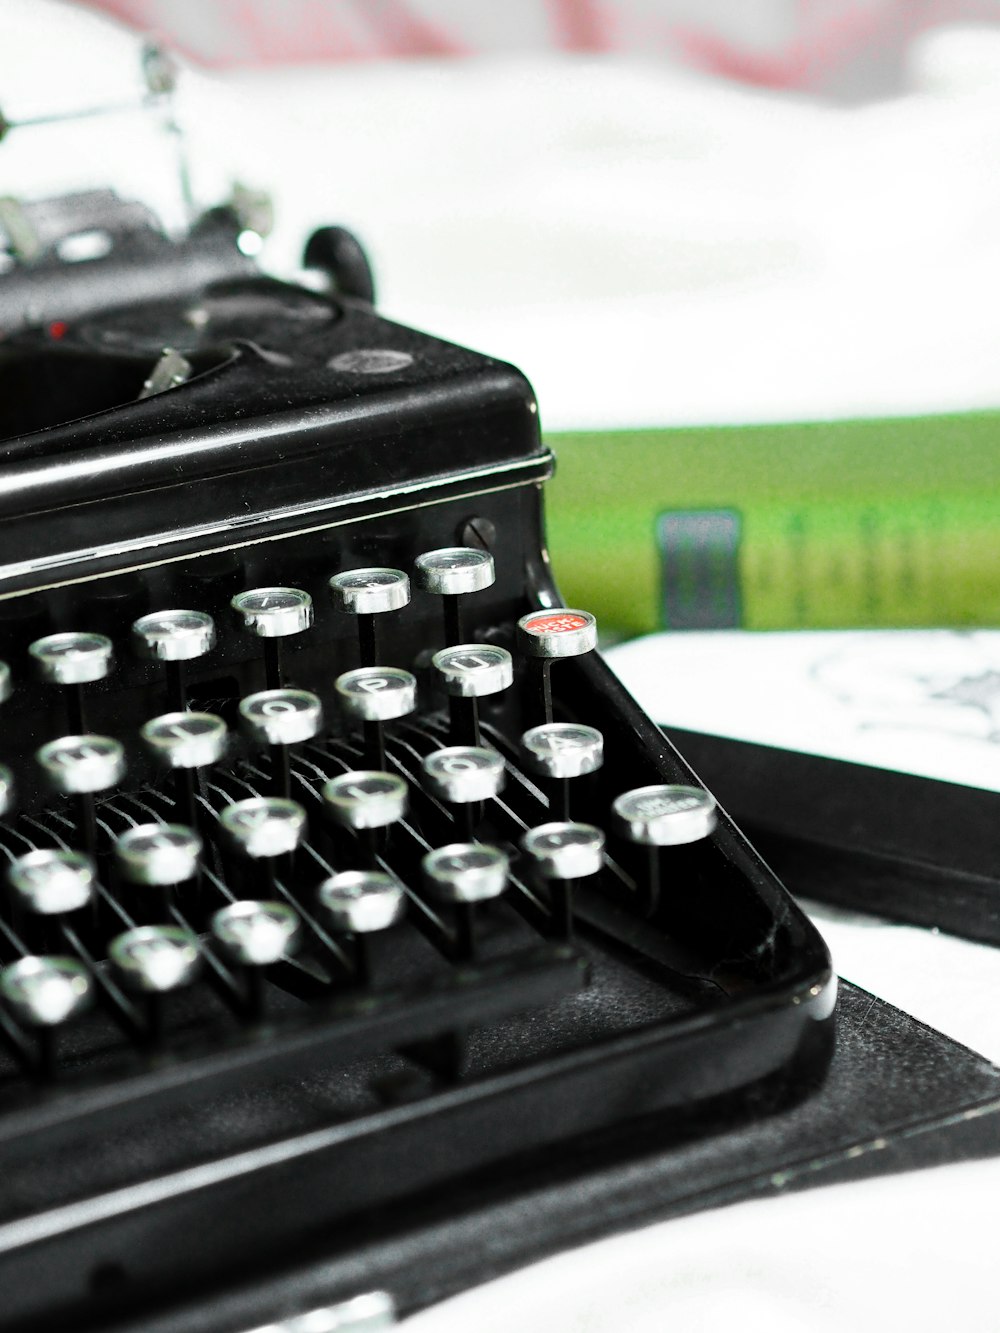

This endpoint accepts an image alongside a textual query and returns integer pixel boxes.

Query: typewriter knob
[239,688,323,746]
[29,631,113,685]
[109,925,202,993]
[115,824,202,887]
[329,568,410,616]
[520,723,604,779]
[219,797,307,859]
[211,900,301,966]
[335,667,416,722]
[517,609,597,660]
[422,746,505,804]
[36,734,125,794]
[141,712,228,769]
[132,610,216,662]
[422,843,509,904]
[318,870,405,933]
[8,849,95,915]
[431,644,513,698]
[322,771,408,830]
[414,548,495,596]
[611,785,717,846]
[1,956,92,1027]
[231,587,313,638]
[522,822,605,880]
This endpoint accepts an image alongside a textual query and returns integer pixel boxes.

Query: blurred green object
[545,411,1000,638]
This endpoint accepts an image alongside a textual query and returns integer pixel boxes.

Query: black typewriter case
[0,224,835,1330]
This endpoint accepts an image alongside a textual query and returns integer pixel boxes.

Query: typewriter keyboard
[0,543,752,1158]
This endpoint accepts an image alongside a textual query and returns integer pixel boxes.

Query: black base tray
[53,979,1000,1333]
[665,727,1000,947]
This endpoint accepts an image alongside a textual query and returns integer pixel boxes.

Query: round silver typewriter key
[0,764,14,819]
[239,689,324,747]
[415,548,496,644]
[422,842,509,960]
[335,667,416,723]
[521,722,604,821]
[231,587,314,638]
[36,734,125,794]
[522,821,604,941]
[8,849,95,916]
[329,568,410,616]
[432,644,513,698]
[422,746,505,804]
[219,797,307,859]
[132,609,216,662]
[422,843,509,903]
[1,956,92,1027]
[29,631,113,685]
[517,609,598,660]
[109,925,202,994]
[522,822,605,880]
[141,712,228,770]
[322,771,408,831]
[414,548,495,596]
[521,723,604,780]
[0,661,12,705]
[318,870,405,933]
[211,900,301,966]
[115,824,202,887]
[330,567,410,667]
[611,785,717,847]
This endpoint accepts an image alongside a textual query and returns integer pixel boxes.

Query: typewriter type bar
[0,201,833,1332]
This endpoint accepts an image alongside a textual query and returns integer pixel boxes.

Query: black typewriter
[0,170,835,1330]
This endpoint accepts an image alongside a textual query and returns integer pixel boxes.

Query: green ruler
[545,411,1000,639]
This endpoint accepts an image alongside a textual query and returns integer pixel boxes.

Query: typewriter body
[0,183,835,1331]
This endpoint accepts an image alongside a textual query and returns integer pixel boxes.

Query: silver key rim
[8,849,95,915]
[516,609,597,659]
[219,797,307,859]
[413,547,495,596]
[328,568,410,615]
[29,631,113,685]
[132,609,216,662]
[109,925,202,993]
[318,870,405,933]
[422,842,509,903]
[141,711,227,769]
[520,723,604,779]
[211,900,301,965]
[322,771,408,830]
[431,644,513,698]
[115,823,202,886]
[421,746,505,803]
[1,956,92,1026]
[612,784,718,846]
[36,734,125,794]
[0,763,14,819]
[522,822,605,879]
[0,661,11,704]
[231,587,314,638]
[239,688,323,746]
[335,667,417,722]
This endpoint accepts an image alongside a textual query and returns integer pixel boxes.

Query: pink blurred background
[78,0,1000,96]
